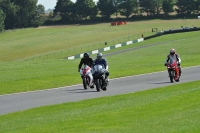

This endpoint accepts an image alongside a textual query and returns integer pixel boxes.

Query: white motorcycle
[79,65,94,89]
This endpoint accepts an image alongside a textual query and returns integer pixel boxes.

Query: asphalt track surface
[0,66,200,115]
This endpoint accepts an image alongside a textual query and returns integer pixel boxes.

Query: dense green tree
[112,0,122,18]
[36,4,45,17]
[11,0,38,28]
[33,4,45,26]
[139,0,156,15]
[162,0,175,15]
[75,0,98,20]
[54,0,75,21]
[139,0,164,15]
[155,0,163,15]
[175,0,196,14]
[119,0,139,18]
[194,0,200,13]
[0,9,5,32]
[0,0,18,29]
[97,0,115,18]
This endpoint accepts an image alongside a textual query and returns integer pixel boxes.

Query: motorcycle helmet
[97,53,102,60]
[170,49,176,55]
[83,53,89,59]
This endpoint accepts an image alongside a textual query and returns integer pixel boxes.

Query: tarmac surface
[0,66,199,115]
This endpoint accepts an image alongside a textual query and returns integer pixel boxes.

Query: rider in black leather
[78,53,93,72]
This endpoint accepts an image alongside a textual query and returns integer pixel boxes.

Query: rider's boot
[105,76,109,85]
[107,78,109,85]
[90,82,94,89]
[179,67,182,76]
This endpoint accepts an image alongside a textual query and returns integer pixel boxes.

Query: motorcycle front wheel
[82,78,88,89]
[95,79,101,92]
[169,70,174,83]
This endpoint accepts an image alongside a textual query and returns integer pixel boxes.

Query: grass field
[0,19,200,132]
[0,80,199,133]
[1,19,199,62]
[1,19,200,95]
[0,30,200,94]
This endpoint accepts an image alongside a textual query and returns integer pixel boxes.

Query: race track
[0,66,199,115]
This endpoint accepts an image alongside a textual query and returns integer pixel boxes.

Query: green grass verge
[0,80,199,133]
[0,31,200,94]
[1,19,200,94]
[0,32,200,94]
[1,19,200,62]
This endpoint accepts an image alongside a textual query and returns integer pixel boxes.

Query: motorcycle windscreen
[93,65,104,74]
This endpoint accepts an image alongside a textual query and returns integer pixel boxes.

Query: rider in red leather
[164,49,182,76]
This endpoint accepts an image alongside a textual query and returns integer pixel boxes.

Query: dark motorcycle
[93,64,108,92]
[167,59,180,83]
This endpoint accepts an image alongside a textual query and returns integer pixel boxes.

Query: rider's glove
[178,63,180,66]
[164,63,167,66]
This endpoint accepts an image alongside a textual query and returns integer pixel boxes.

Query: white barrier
[126,41,132,45]
[138,38,144,42]
[198,16,200,19]
[115,44,122,48]
[92,50,99,54]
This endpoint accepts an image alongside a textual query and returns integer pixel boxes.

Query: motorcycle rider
[164,49,182,76]
[78,53,93,72]
[78,53,94,88]
[93,53,110,82]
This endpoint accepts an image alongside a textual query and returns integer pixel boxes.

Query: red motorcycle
[167,59,180,83]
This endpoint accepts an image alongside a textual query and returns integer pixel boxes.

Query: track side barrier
[67,38,144,60]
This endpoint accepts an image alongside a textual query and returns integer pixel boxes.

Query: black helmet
[83,53,89,59]
[170,49,176,55]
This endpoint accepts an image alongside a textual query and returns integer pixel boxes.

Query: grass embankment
[0,19,200,94]
[0,80,199,133]
[1,31,200,94]
[1,19,199,62]
[0,19,200,132]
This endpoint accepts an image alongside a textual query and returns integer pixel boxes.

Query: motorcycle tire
[82,78,88,89]
[95,79,101,92]
[175,78,180,82]
[169,71,174,83]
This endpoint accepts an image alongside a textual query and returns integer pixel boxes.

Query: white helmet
[97,53,102,60]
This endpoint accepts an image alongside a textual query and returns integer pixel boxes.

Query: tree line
[1,0,200,32]
[0,0,45,31]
